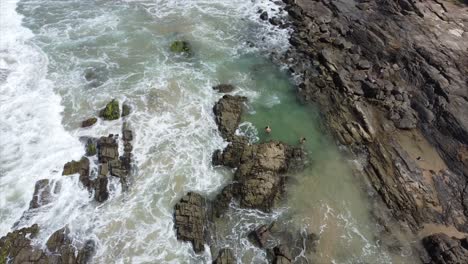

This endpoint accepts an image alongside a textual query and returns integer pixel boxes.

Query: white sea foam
[0,0,83,236]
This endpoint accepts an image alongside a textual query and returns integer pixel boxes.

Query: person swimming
[300,137,306,144]
[265,126,272,134]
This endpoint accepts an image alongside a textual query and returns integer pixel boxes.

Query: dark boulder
[81,117,97,128]
[213,95,247,140]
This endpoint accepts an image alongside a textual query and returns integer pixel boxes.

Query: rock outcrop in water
[173,95,307,257]
[212,95,306,215]
[0,225,94,264]
[174,192,208,254]
[213,95,247,140]
[99,99,120,120]
[277,0,468,260]
[213,138,305,214]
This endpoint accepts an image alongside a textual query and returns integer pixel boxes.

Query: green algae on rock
[99,99,120,120]
[170,41,190,53]
[86,141,97,156]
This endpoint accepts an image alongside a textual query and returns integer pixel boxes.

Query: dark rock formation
[279,0,468,260]
[422,233,468,264]
[213,138,306,213]
[248,224,275,248]
[0,225,94,264]
[29,179,59,209]
[174,192,207,254]
[273,245,292,264]
[99,99,120,120]
[62,157,91,189]
[213,84,235,93]
[213,248,236,264]
[213,95,247,140]
[81,117,97,128]
[97,135,119,163]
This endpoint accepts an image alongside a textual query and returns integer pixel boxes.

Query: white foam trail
[0,0,83,236]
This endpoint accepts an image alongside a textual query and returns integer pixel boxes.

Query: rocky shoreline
[274,0,467,263]
[1,100,134,264]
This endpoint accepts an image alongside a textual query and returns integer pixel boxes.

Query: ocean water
[0,0,417,263]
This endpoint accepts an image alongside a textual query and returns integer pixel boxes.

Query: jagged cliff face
[282,0,468,261]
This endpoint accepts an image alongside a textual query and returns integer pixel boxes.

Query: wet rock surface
[213,95,247,140]
[422,233,468,264]
[174,192,207,254]
[213,137,306,213]
[279,0,468,260]
[213,248,236,264]
[81,117,97,128]
[0,225,94,264]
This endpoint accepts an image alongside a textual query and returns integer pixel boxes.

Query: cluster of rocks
[65,128,134,202]
[173,87,310,262]
[0,225,94,264]
[1,102,135,263]
[274,0,468,262]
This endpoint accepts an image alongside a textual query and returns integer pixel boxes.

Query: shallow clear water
[0,0,416,263]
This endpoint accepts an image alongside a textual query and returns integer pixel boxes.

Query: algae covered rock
[81,117,97,128]
[170,40,190,53]
[99,99,120,120]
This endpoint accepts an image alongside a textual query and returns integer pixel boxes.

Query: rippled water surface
[0,0,417,263]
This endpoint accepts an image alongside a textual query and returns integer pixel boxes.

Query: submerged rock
[81,117,97,128]
[121,103,131,117]
[213,248,236,264]
[99,99,120,120]
[170,40,190,53]
[174,192,207,254]
[213,84,235,93]
[29,179,59,209]
[273,245,292,264]
[85,138,97,156]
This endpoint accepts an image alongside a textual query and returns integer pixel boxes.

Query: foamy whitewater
[0,0,415,263]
